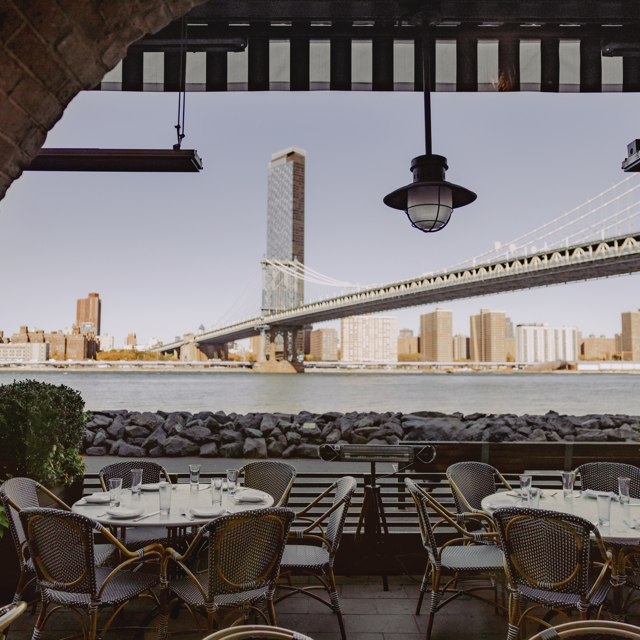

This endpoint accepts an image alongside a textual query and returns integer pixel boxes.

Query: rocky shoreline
[82,409,640,459]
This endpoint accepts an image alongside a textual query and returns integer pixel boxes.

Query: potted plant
[0,379,86,602]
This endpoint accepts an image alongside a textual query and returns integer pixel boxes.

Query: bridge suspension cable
[206,174,640,331]
[435,174,640,275]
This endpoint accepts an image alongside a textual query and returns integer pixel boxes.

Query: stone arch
[0,0,209,201]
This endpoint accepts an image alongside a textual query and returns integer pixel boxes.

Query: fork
[181,507,194,522]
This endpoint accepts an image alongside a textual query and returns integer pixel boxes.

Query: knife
[132,511,160,522]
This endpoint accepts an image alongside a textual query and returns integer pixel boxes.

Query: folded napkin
[486,498,518,510]
[106,506,144,518]
[233,489,268,503]
[140,483,160,491]
[583,489,618,501]
[190,506,227,518]
[83,493,110,504]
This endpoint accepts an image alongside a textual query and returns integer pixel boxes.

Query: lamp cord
[174,17,187,150]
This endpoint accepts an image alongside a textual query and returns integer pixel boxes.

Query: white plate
[140,483,160,491]
[106,507,144,519]
[84,493,111,504]
[190,506,227,518]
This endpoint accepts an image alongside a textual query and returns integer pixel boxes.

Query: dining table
[71,483,275,548]
[481,487,640,618]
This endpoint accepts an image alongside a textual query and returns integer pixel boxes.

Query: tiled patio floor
[5,574,508,640]
[10,573,640,640]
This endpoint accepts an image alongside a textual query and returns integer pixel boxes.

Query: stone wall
[83,409,640,459]
[0,0,209,201]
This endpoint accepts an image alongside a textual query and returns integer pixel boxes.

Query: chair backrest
[493,507,595,599]
[240,462,297,507]
[0,477,42,569]
[324,476,357,555]
[204,625,313,640]
[405,479,439,561]
[202,507,294,601]
[576,463,640,498]
[528,620,640,640]
[446,461,503,513]
[19,508,101,597]
[99,460,170,490]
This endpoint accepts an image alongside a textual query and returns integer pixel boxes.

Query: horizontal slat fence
[82,443,640,573]
[83,470,566,535]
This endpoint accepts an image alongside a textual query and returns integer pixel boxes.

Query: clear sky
[1,88,639,347]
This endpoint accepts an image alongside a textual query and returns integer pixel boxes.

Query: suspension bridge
[156,175,640,360]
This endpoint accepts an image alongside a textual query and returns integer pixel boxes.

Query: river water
[1,370,639,416]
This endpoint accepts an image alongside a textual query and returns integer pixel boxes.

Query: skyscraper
[420,308,453,361]
[310,328,339,361]
[262,147,306,314]
[621,310,640,360]
[341,315,398,362]
[516,324,578,363]
[470,309,506,362]
[77,293,101,335]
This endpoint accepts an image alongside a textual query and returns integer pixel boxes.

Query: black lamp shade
[383,155,476,233]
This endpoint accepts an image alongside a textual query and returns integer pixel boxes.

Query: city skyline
[1,90,640,346]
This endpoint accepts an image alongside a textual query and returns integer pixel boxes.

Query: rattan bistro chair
[405,479,505,640]
[161,508,295,636]
[98,460,172,491]
[447,461,513,515]
[19,507,163,640]
[0,478,116,604]
[240,462,297,507]
[204,625,313,640]
[0,601,27,640]
[493,507,613,640]
[274,476,357,640]
[575,463,640,498]
[528,620,640,640]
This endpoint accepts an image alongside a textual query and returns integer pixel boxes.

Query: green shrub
[0,379,86,486]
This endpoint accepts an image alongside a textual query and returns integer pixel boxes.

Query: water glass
[130,469,143,496]
[212,477,223,505]
[189,464,201,490]
[109,478,122,508]
[159,481,172,515]
[597,494,611,526]
[561,471,576,498]
[519,475,532,500]
[527,487,541,509]
[619,477,631,505]
[227,469,239,495]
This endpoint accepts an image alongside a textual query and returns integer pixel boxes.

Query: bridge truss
[158,175,640,353]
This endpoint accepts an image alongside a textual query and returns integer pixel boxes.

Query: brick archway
[0,0,208,201]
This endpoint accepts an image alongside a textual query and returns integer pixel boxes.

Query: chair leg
[425,568,442,640]
[506,592,520,640]
[88,606,98,640]
[327,567,347,640]
[30,601,48,640]
[416,561,431,615]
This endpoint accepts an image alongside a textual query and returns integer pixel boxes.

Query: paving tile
[313,635,382,640]
[340,584,406,599]
[375,599,420,615]
[344,614,420,634]
[278,613,342,633]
